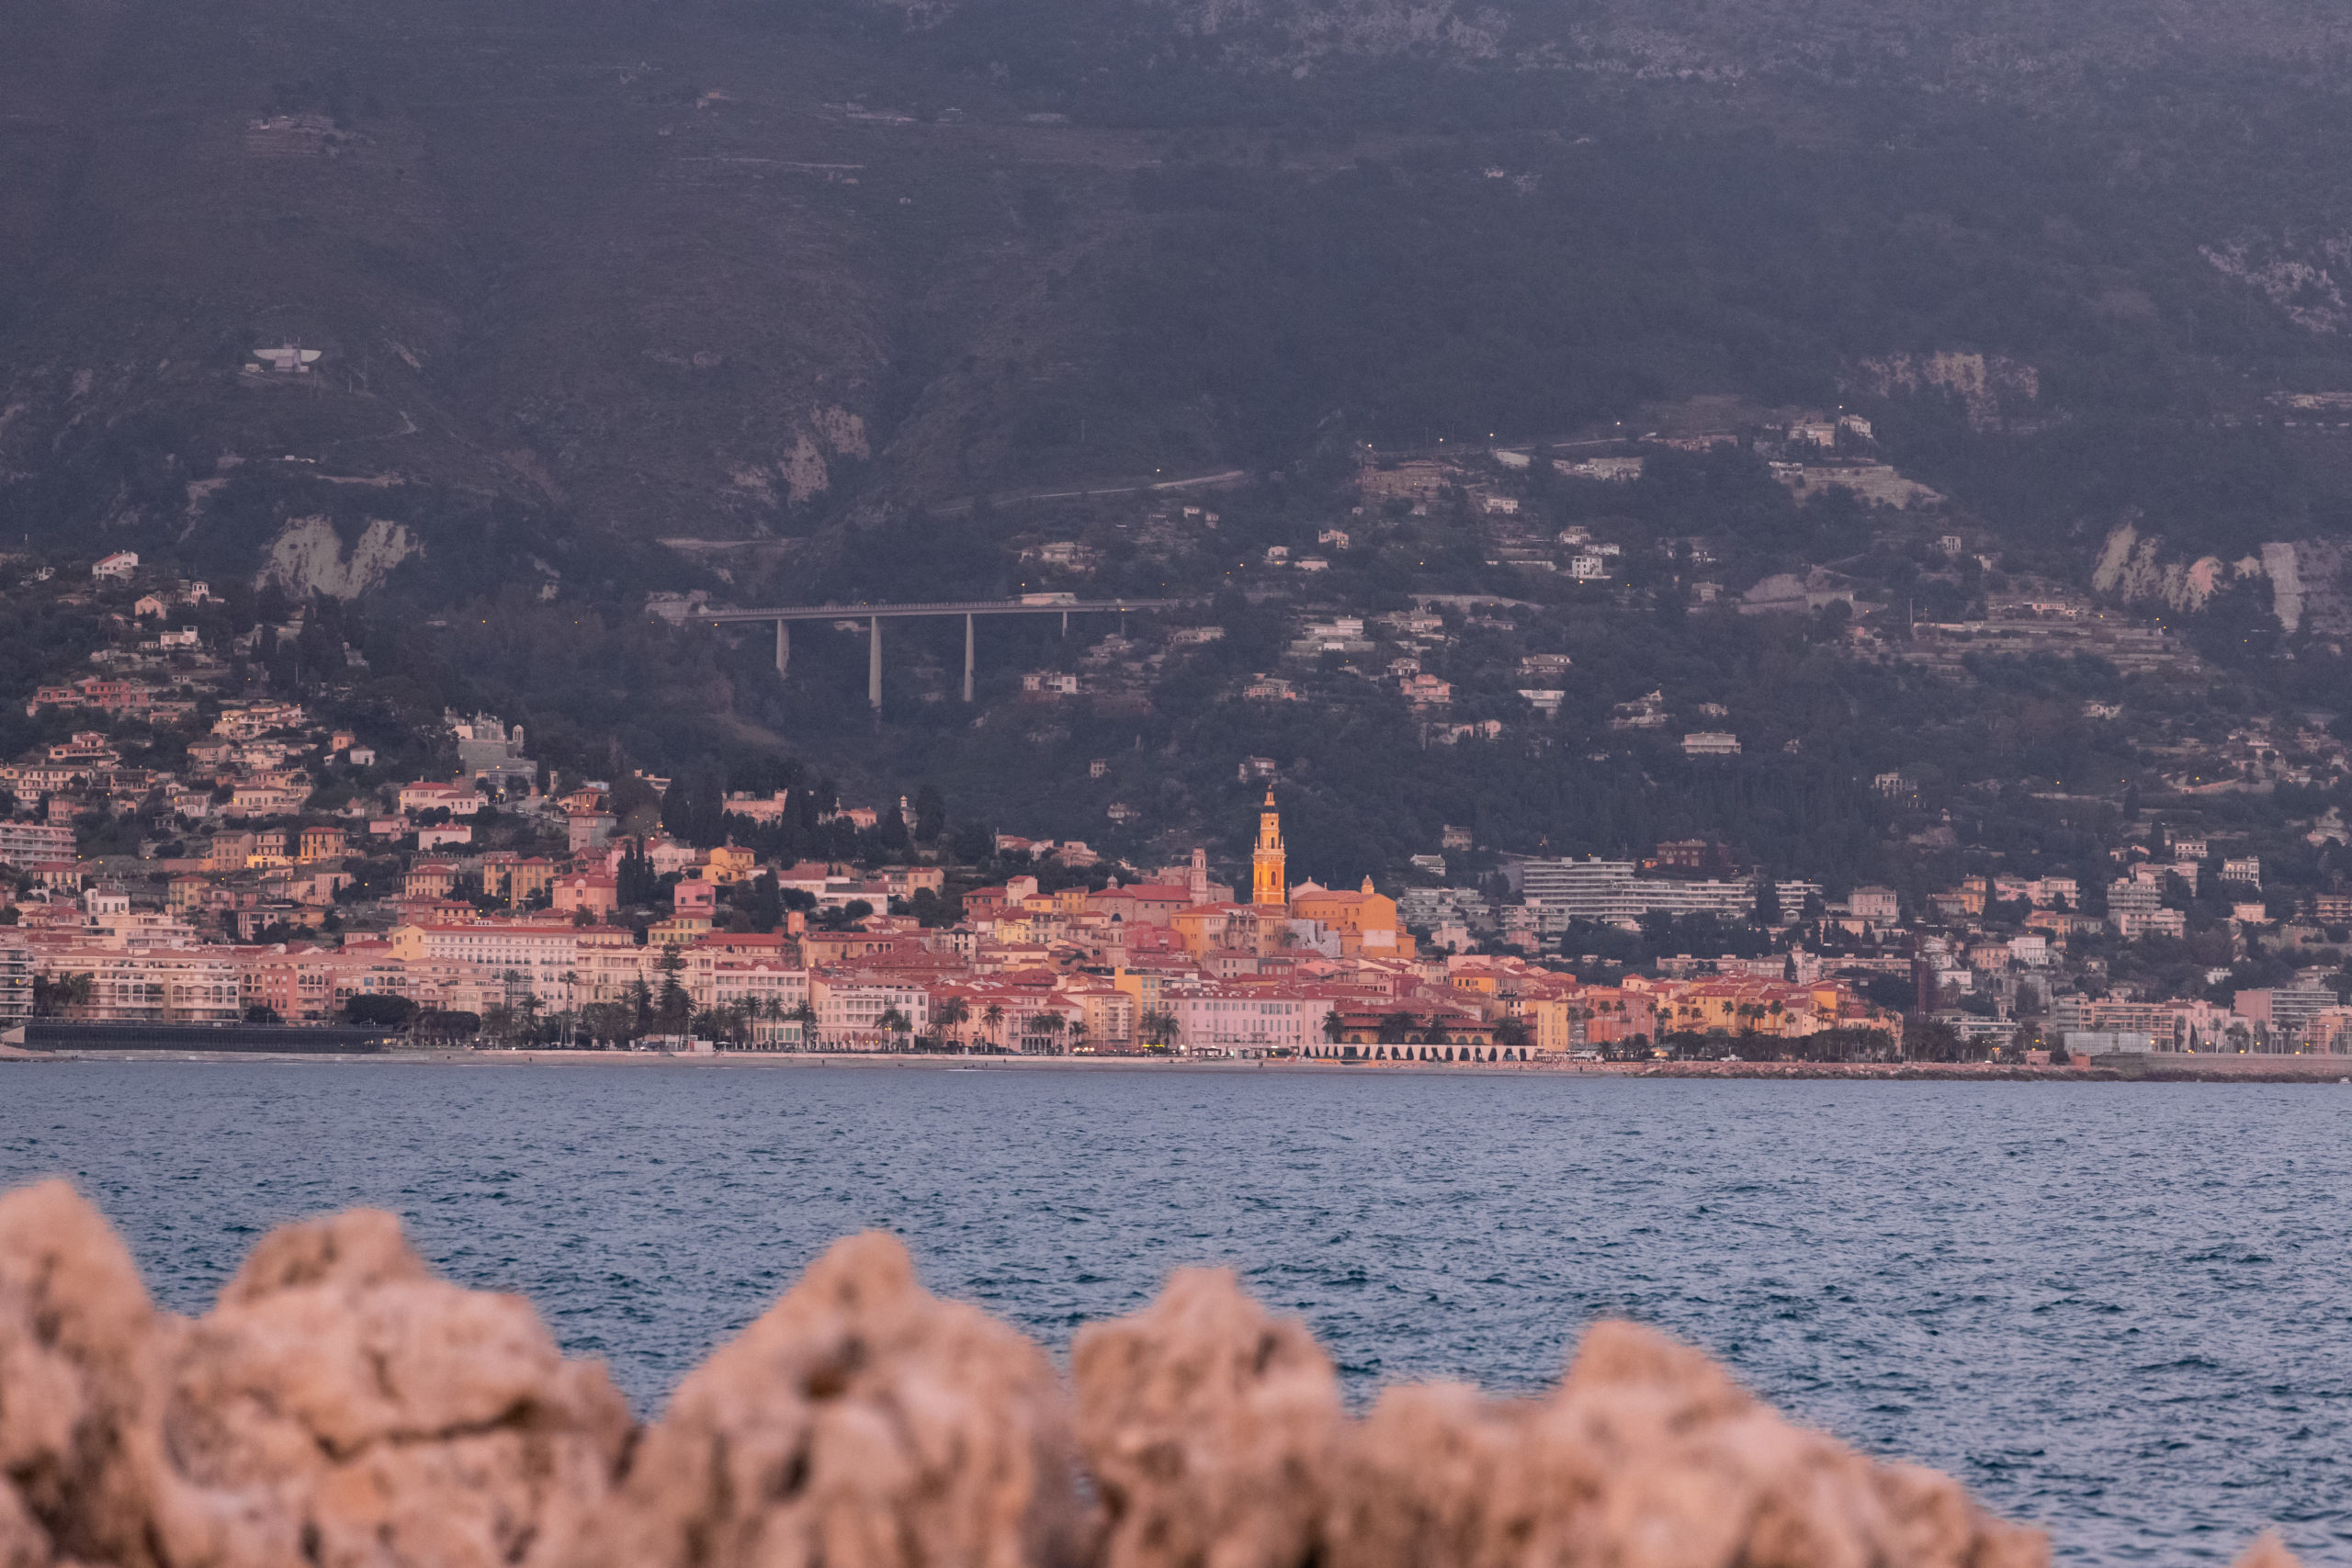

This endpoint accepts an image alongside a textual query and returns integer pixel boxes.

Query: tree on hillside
[912,784,946,843]
[747,872,784,931]
[616,839,659,906]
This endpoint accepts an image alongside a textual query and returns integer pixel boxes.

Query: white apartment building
[1515,859,1755,925]
[1849,886,1900,923]
[1169,987,1332,1055]
[0,937,29,1022]
[28,940,240,1022]
[0,821,77,867]
[698,954,810,1048]
[810,978,930,1049]
[390,922,640,1010]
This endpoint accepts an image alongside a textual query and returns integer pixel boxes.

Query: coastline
[8,1045,2352,1082]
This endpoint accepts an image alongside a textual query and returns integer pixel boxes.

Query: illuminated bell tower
[1251,788,1287,908]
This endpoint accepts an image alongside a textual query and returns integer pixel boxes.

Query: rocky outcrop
[580,1230,1090,1568]
[0,1183,632,1568]
[0,1179,159,1568]
[2091,524,2352,637]
[145,1209,631,1568]
[0,1181,2310,1568]
[1330,1322,2044,1568]
[260,517,423,600]
[1849,351,2041,430]
[2089,522,2233,613]
[1073,1267,1341,1568]
[2203,234,2352,336]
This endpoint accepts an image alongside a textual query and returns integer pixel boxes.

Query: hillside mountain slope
[0,0,1148,583]
[5,0,2352,592]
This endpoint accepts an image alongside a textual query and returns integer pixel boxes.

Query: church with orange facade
[1247,789,1416,959]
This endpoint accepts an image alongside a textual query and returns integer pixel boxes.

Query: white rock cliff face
[2091,523,2230,613]
[260,517,423,600]
[736,407,871,508]
[2091,525,2352,636]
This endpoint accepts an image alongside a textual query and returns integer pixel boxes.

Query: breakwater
[0,1179,2298,1568]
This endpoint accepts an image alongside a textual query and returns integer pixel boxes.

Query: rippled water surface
[4,1062,2348,1561]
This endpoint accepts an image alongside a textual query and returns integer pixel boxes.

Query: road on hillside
[929,468,1249,516]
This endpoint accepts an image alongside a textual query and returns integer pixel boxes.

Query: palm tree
[1067,1017,1091,1055]
[934,996,971,1050]
[876,1005,912,1051]
[787,998,820,1051]
[33,971,93,1018]
[554,971,582,1044]
[981,1001,1006,1051]
[1024,1011,1067,1055]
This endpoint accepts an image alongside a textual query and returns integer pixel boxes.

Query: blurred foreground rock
[0,1180,158,1568]
[0,1181,2307,1568]
[1074,1267,1342,1568]
[1329,1322,2044,1568]
[0,1181,630,1568]
[579,1230,1091,1568]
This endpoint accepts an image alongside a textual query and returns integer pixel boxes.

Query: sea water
[4,1063,2347,1562]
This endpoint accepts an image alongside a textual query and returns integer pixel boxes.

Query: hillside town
[0,545,2346,1064]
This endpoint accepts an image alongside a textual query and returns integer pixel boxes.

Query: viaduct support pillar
[775,618,789,676]
[868,615,882,715]
[963,614,975,704]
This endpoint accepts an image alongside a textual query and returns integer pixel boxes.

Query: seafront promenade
[9,1043,2352,1080]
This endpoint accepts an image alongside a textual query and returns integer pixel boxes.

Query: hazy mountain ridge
[6,0,2352,598]
[865,0,2352,85]
[0,0,992,576]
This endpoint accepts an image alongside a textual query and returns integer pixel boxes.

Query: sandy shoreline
[8,1046,2352,1082]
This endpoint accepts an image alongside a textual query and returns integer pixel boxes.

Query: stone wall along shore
[0,1179,2300,1568]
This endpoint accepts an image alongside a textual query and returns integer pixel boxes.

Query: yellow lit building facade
[1251,789,1287,907]
[1247,790,1416,957]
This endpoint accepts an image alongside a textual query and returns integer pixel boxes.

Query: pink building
[552,873,618,919]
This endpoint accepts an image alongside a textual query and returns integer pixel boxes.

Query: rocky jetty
[0,1180,2297,1568]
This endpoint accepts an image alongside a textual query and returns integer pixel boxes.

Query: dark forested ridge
[8,0,2352,889]
[6,0,2352,565]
